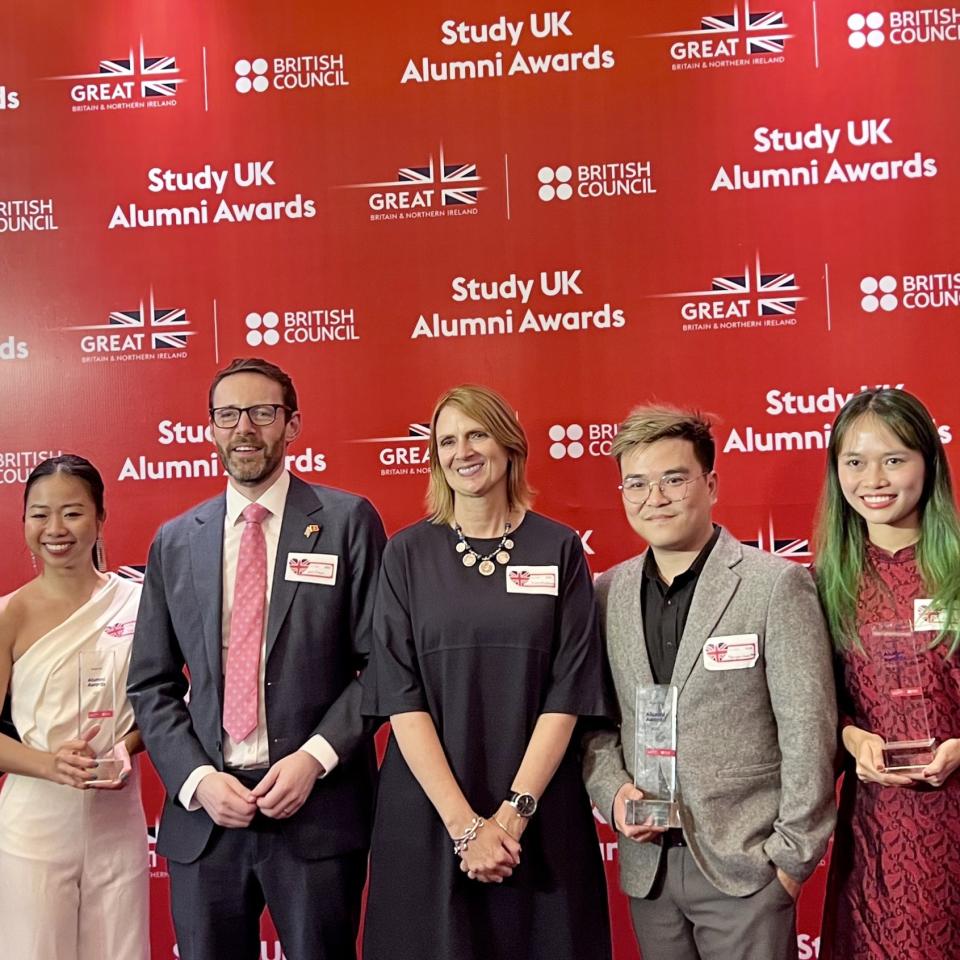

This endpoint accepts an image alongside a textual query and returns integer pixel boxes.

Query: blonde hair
[426,385,534,524]
[611,405,716,470]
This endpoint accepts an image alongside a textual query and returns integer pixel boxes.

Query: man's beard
[217,436,283,484]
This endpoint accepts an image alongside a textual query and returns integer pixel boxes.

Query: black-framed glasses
[618,471,709,506]
[210,404,290,428]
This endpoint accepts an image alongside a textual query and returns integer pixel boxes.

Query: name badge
[285,552,338,586]
[97,619,137,649]
[506,565,559,596]
[915,598,946,632]
[703,634,759,671]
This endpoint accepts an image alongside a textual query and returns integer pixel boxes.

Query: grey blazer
[583,526,836,898]
[128,475,386,864]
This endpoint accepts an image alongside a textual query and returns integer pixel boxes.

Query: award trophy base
[882,737,936,772]
[90,758,124,783]
[624,798,681,829]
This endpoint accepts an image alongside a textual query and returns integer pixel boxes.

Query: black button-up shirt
[641,525,721,684]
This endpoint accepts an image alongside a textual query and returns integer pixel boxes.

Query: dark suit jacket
[128,475,386,864]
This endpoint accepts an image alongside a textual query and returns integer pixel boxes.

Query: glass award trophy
[625,684,681,828]
[77,650,123,782]
[873,621,936,771]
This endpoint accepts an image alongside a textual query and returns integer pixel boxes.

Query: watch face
[512,792,537,817]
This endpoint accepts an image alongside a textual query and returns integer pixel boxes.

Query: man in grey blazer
[583,406,836,960]
[128,357,386,960]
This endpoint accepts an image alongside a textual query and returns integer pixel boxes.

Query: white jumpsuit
[0,574,149,959]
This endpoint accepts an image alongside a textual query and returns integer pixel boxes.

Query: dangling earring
[95,537,107,573]
[30,553,40,576]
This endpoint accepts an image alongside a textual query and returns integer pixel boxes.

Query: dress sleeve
[361,537,428,718]
[541,532,615,719]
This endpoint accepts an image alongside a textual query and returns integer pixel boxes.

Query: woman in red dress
[815,388,960,959]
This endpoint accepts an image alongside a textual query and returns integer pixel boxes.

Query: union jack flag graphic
[71,289,195,351]
[344,145,485,206]
[98,51,181,97]
[744,518,812,566]
[747,12,788,54]
[702,255,802,319]
[398,160,434,185]
[54,38,185,99]
[440,161,480,205]
[706,642,730,662]
[650,1,791,55]
[701,12,738,30]
[757,270,800,317]
[395,155,480,205]
[711,274,751,294]
[104,620,137,639]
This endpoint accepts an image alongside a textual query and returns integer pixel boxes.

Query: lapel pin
[304,524,320,537]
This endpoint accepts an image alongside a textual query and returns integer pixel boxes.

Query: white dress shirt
[179,470,339,810]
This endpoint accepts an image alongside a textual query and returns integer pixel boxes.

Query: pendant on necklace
[462,552,477,568]
[496,551,510,565]
[478,559,496,576]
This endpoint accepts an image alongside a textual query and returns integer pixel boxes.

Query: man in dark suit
[128,357,386,960]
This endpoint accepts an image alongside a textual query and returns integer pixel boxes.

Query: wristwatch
[507,790,538,818]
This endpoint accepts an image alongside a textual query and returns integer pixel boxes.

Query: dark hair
[24,455,106,568]
[814,388,960,652]
[208,357,298,418]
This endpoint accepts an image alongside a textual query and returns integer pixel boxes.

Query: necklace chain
[454,521,514,576]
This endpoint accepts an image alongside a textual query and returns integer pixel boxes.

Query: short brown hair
[426,384,534,524]
[611,405,716,471]
[208,357,298,418]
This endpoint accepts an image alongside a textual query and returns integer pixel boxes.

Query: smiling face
[619,437,717,554]
[837,414,926,535]
[24,472,102,571]
[434,404,511,506]
[210,371,301,493]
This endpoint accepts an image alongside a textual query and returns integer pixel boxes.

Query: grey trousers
[629,846,798,960]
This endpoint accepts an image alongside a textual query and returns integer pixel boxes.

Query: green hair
[813,388,960,653]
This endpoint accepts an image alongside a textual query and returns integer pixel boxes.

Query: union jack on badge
[505,565,559,596]
[702,635,759,671]
[104,620,137,639]
[285,552,338,585]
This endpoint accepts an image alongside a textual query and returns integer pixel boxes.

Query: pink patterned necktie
[223,502,270,742]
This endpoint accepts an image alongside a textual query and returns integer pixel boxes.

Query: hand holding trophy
[625,685,681,829]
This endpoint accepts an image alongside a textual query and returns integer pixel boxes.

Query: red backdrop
[2,1,959,956]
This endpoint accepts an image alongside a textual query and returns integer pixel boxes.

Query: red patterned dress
[820,544,960,959]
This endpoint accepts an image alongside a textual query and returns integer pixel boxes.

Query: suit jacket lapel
[616,554,655,688]
[670,528,742,692]
[266,476,323,660]
[189,496,227,692]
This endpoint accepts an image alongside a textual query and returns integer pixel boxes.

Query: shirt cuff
[300,735,339,778]
[179,765,218,811]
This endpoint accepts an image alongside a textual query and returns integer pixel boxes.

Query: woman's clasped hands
[457,808,523,883]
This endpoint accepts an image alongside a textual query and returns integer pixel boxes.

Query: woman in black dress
[362,384,613,960]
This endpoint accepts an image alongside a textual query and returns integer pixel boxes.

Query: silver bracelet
[451,816,485,856]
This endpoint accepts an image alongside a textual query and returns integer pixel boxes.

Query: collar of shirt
[642,523,721,594]
[225,468,290,528]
